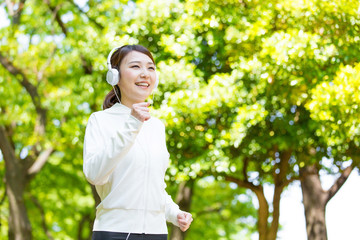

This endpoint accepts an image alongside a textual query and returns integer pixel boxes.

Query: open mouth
[135,82,150,87]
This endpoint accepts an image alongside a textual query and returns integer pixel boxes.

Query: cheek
[121,69,136,80]
[119,70,136,87]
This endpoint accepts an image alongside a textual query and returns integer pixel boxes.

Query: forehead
[123,51,154,64]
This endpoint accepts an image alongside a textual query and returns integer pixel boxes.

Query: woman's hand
[177,211,193,232]
[131,102,151,122]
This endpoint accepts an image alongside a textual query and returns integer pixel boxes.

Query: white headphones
[106,46,159,89]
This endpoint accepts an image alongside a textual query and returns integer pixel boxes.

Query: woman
[83,45,193,240]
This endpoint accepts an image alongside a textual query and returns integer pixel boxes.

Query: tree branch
[27,147,55,176]
[6,0,27,25]
[196,206,222,216]
[224,175,261,193]
[37,47,57,82]
[346,144,360,166]
[90,184,101,207]
[283,174,302,187]
[276,150,292,188]
[77,213,92,240]
[68,0,104,30]
[0,126,19,170]
[0,183,7,207]
[242,157,249,182]
[268,150,292,240]
[0,51,47,134]
[222,173,270,238]
[326,165,353,203]
[43,0,67,36]
[5,0,14,16]
[30,194,54,240]
[80,54,93,75]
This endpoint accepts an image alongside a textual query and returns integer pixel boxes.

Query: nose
[140,68,150,78]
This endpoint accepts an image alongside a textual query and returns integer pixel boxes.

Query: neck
[120,99,147,109]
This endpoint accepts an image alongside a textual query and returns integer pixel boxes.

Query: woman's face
[118,51,157,107]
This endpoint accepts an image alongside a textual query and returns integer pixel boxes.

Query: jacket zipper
[142,128,150,233]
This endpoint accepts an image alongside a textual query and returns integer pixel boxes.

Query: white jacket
[83,103,181,234]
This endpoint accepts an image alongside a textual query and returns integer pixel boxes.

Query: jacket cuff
[168,207,182,227]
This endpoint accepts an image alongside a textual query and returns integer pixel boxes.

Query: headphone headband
[107,46,121,70]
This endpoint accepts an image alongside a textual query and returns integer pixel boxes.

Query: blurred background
[0,0,360,239]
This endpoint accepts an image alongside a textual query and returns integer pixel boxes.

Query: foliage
[0,0,359,239]
[188,178,257,240]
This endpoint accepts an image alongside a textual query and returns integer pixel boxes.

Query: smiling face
[118,51,157,107]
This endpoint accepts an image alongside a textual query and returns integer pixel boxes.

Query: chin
[133,97,149,103]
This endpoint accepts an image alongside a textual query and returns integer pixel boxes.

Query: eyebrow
[128,61,155,65]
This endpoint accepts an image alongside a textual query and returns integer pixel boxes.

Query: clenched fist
[131,102,151,122]
[177,211,193,232]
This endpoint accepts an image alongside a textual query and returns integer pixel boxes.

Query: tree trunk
[0,127,32,240]
[90,184,101,207]
[266,185,282,240]
[266,150,292,240]
[169,181,193,240]
[88,184,101,234]
[7,174,32,240]
[254,188,270,240]
[300,165,328,240]
[300,164,353,240]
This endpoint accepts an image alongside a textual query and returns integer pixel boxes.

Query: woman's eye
[149,67,155,70]
[131,65,140,68]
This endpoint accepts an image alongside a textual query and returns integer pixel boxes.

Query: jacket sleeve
[164,188,181,227]
[83,113,143,185]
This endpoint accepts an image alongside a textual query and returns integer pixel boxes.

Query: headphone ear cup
[106,68,119,86]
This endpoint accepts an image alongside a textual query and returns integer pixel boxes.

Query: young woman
[83,45,193,240]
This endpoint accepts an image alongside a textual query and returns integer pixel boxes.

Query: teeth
[135,82,149,87]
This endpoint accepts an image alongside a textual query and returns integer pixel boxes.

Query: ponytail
[102,85,121,110]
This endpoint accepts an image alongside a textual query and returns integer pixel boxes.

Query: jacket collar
[104,103,131,114]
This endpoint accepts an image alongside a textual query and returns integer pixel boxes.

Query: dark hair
[102,45,155,110]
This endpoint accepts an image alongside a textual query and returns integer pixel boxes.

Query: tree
[0,38,55,240]
[1,0,359,239]
[0,0,108,238]
[153,0,360,239]
[0,0,257,239]
[302,62,360,239]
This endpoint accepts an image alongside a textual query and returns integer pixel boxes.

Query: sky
[247,170,360,240]
[277,171,360,240]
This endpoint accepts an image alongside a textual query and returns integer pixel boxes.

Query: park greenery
[0,0,359,239]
